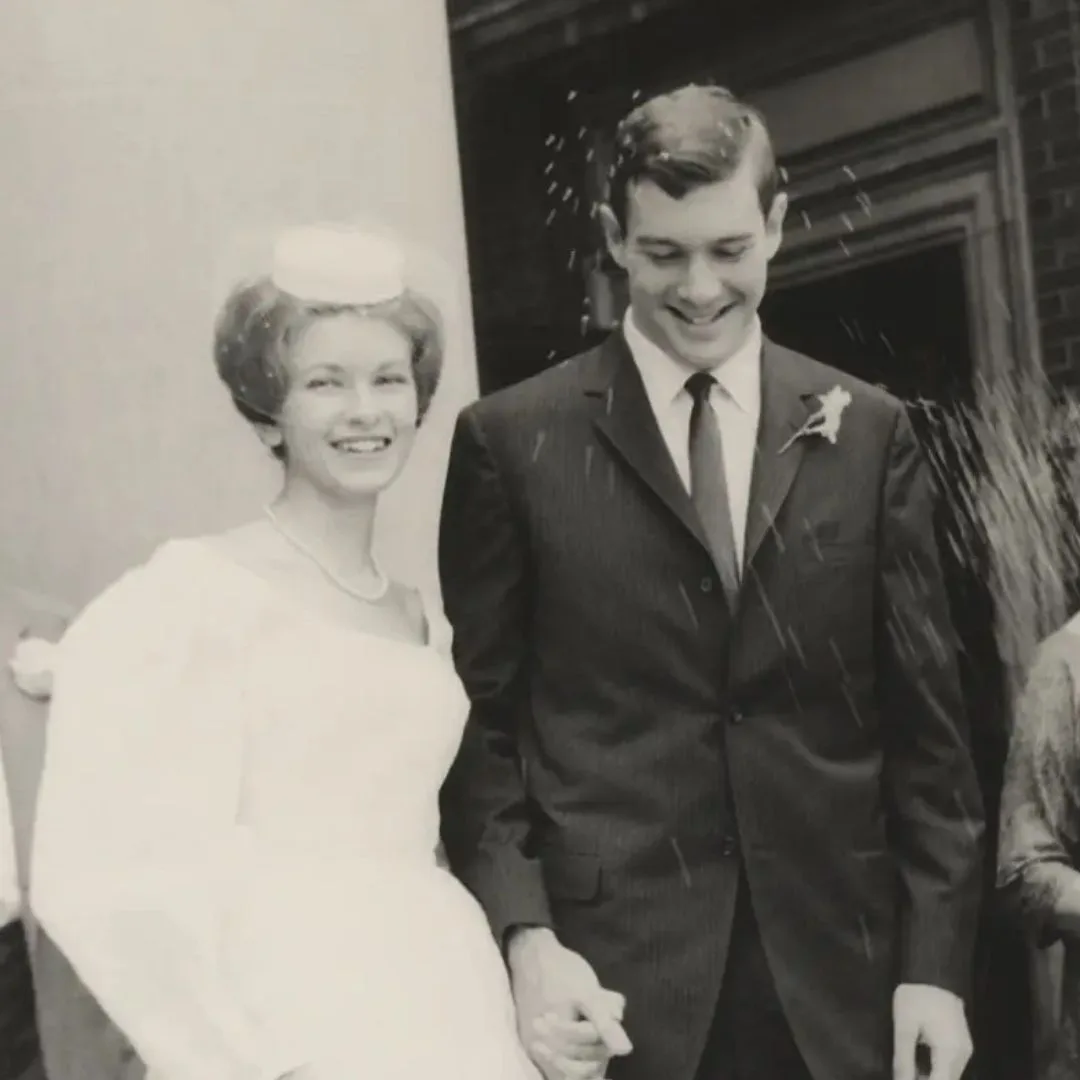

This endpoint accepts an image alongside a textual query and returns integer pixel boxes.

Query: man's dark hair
[607,84,780,229]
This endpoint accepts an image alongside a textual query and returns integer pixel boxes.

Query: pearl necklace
[262,504,390,603]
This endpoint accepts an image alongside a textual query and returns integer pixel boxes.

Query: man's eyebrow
[636,233,754,245]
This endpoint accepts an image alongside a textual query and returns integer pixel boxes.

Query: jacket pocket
[802,532,875,565]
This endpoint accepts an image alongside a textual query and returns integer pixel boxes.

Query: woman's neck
[268,481,379,576]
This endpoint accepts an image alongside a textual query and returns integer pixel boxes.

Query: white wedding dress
[31,538,538,1080]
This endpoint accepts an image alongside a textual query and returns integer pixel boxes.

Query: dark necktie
[686,371,740,601]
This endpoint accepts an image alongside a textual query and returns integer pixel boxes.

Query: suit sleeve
[438,406,552,944]
[876,404,986,995]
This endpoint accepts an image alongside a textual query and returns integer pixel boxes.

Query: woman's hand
[508,928,631,1080]
[530,1013,613,1080]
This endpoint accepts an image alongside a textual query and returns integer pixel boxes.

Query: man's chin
[665,320,744,366]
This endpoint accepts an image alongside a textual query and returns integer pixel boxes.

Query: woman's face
[273,312,419,499]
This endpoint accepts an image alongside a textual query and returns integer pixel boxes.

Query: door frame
[770,164,1018,401]
[579,6,1043,407]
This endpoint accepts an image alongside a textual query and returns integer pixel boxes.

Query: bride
[29,225,542,1080]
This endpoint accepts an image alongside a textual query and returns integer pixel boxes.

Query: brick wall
[454,0,1080,394]
[1010,0,1080,384]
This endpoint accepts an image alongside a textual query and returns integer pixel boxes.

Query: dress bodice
[30,536,536,1080]
[173,539,471,864]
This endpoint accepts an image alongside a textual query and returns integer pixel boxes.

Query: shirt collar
[623,307,762,415]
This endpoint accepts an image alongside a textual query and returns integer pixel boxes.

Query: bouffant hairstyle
[213,278,443,460]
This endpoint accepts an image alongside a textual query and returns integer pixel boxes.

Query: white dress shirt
[623,310,762,568]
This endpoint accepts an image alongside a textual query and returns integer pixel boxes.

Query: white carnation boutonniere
[8,635,58,701]
[779,385,853,454]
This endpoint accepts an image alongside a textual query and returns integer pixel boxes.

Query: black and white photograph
[1,2,1079,1080]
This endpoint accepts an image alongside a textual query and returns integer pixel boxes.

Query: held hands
[508,928,632,1080]
[893,984,972,1080]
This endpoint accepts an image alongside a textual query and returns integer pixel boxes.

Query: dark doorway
[762,241,973,405]
[762,240,1028,1080]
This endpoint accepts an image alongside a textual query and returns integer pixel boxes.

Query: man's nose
[678,257,723,305]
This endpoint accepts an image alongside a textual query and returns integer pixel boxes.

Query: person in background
[998,615,1080,1079]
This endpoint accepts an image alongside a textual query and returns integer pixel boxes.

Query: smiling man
[439,84,985,1080]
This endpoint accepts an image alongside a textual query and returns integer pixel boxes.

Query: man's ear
[763,191,788,262]
[599,204,629,271]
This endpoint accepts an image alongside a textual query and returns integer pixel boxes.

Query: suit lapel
[743,340,821,568]
[587,333,714,564]
[586,333,826,591]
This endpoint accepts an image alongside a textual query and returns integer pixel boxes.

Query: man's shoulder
[461,341,605,428]
[768,340,906,421]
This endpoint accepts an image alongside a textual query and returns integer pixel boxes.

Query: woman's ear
[254,423,283,452]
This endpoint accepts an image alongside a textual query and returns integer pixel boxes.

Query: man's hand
[508,927,632,1080]
[893,984,972,1080]
[531,1015,614,1080]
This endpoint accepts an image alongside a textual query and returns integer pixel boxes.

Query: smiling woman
[27,224,540,1080]
[214,229,444,466]
[196,223,448,625]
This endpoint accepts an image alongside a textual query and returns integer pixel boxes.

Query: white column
[0,0,478,608]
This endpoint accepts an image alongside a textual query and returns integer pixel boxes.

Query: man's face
[605,160,787,369]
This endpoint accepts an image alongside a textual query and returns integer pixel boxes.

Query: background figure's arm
[876,405,986,995]
[438,407,552,944]
[998,648,1080,941]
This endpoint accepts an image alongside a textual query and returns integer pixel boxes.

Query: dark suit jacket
[438,333,985,1080]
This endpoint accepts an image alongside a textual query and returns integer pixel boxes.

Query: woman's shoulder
[62,534,263,653]
[12,533,275,700]
[76,536,215,606]
[394,582,421,630]
[402,584,455,654]
[194,520,276,566]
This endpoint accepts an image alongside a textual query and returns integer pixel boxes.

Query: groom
[439,84,984,1080]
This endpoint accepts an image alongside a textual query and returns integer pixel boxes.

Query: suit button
[729,710,744,725]
[700,576,713,593]
[721,836,738,857]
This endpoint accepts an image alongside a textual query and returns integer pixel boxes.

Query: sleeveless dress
[30,539,538,1080]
